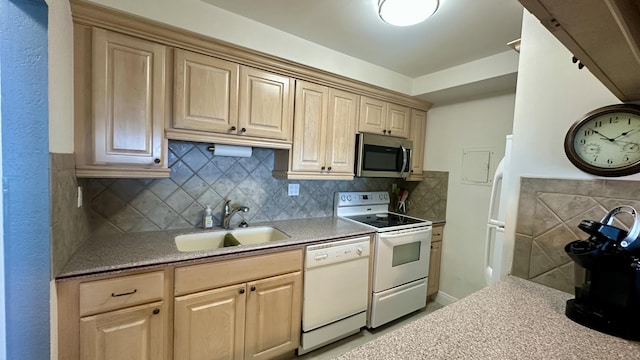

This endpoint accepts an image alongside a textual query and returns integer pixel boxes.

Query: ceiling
[200,0,524,79]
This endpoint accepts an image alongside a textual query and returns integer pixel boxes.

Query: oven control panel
[335,191,389,206]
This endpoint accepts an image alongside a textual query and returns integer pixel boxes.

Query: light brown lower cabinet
[174,271,302,360]
[58,250,304,360]
[427,225,444,299]
[80,301,167,360]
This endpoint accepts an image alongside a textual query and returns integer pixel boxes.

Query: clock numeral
[609,117,618,124]
[579,139,586,145]
[593,121,603,128]
[584,129,595,136]
[629,118,633,125]
[593,155,598,162]
[624,155,630,162]
[607,158,614,164]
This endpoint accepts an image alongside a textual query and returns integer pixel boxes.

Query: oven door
[373,226,431,292]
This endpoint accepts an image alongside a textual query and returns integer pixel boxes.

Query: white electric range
[334,191,432,328]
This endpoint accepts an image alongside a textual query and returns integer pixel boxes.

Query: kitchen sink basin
[175,226,290,252]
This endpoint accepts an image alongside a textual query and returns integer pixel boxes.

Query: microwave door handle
[400,144,408,178]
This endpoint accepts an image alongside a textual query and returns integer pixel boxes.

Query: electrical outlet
[288,183,300,196]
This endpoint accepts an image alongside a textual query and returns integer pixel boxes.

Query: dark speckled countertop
[57,216,375,280]
[337,276,640,359]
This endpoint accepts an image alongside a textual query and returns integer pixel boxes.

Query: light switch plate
[77,186,83,208]
[288,183,300,196]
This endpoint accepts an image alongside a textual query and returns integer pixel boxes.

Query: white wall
[501,11,640,279]
[424,92,515,300]
[47,0,73,154]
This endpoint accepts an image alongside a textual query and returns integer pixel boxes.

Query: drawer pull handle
[153,308,160,315]
[250,285,256,292]
[111,289,137,297]
[239,288,245,294]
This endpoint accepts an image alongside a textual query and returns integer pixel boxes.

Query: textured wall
[0,0,51,358]
[50,154,89,277]
[86,141,451,235]
[512,177,640,294]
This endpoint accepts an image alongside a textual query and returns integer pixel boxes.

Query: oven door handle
[379,229,431,245]
[399,144,408,178]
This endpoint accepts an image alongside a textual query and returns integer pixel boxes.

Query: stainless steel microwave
[355,133,412,178]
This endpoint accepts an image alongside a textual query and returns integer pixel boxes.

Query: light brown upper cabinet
[74,27,170,178]
[519,0,640,102]
[239,66,294,141]
[168,60,294,148]
[273,80,358,180]
[407,109,427,181]
[173,49,239,134]
[358,96,410,138]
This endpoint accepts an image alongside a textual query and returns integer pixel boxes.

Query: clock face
[565,105,640,176]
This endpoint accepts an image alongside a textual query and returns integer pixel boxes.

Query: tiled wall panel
[513,177,640,294]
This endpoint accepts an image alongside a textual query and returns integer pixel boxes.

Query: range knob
[347,195,352,201]
[356,247,363,255]
[379,193,384,200]
[341,195,346,201]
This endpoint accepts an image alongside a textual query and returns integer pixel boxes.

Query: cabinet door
[291,80,328,172]
[427,240,442,298]
[238,66,293,141]
[326,88,358,174]
[173,49,239,134]
[174,284,246,360]
[80,301,166,360]
[358,96,387,135]
[244,272,302,360]
[408,109,426,180]
[92,29,166,166]
[386,103,411,138]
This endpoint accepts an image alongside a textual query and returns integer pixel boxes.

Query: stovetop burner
[343,213,427,229]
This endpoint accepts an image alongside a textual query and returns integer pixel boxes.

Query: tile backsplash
[512,177,640,294]
[86,141,448,236]
[50,153,89,277]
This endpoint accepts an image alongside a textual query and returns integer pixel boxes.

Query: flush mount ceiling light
[378,0,439,26]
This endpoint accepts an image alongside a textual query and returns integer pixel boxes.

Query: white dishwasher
[299,236,371,355]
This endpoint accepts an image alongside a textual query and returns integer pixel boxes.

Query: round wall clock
[564,104,640,177]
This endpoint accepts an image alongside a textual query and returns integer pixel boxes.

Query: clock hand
[613,129,636,140]
[589,128,615,141]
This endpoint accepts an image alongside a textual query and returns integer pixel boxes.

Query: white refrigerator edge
[484,135,513,285]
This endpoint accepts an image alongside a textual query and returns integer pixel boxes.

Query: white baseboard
[434,290,458,306]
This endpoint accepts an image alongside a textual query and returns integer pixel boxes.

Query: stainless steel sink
[175,226,290,252]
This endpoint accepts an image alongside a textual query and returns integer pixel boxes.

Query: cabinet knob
[152,308,160,315]
[250,285,256,292]
[327,166,332,171]
[230,126,237,131]
[383,129,387,134]
[240,128,247,133]
[321,166,326,171]
[154,158,160,164]
[239,288,245,294]
[387,130,391,135]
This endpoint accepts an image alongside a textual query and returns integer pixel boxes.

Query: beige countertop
[57,216,375,280]
[337,276,640,359]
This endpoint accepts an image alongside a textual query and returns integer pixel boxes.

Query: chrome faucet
[222,200,249,229]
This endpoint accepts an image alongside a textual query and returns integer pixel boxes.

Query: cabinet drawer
[175,250,303,296]
[79,271,164,316]
[432,226,444,242]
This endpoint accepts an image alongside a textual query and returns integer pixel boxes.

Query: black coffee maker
[564,205,640,341]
